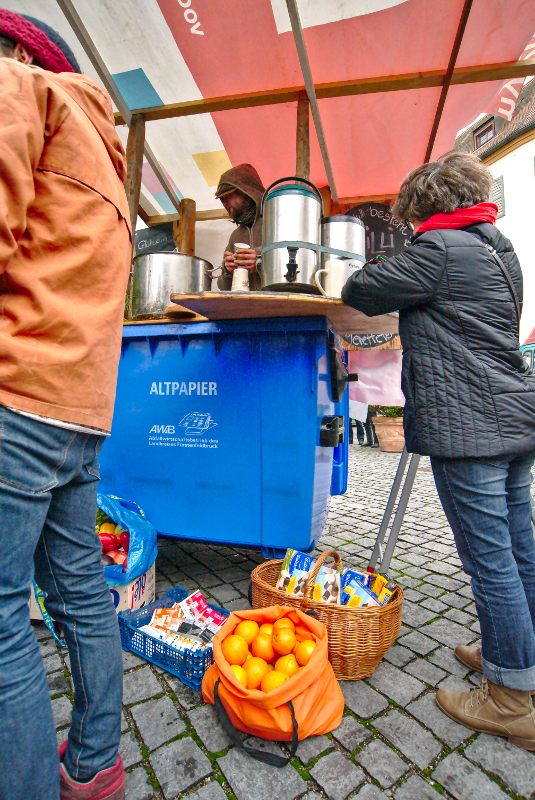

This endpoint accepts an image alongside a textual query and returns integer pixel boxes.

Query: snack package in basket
[276,549,315,597]
[343,582,379,608]
[341,568,371,604]
[312,563,342,604]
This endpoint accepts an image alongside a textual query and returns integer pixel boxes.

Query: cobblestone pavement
[36,445,535,800]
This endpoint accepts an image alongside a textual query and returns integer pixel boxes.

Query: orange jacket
[0,60,131,432]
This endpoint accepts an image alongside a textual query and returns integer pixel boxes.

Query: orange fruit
[243,657,269,690]
[275,654,299,678]
[251,634,276,663]
[261,670,290,693]
[234,620,260,645]
[231,664,248,687]
[272,629,296,656]
[221,634,249,666]
[273,618,295,634]
[259,623,274,636]
[295,639,317,666]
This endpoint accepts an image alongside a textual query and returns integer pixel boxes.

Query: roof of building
[454,78,535,158]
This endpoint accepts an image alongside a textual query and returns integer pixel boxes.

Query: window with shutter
[490,176,505,219]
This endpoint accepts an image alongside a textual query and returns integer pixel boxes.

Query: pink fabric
[348,350,405,406]
[155,0,535,196]
[418,203,498,233]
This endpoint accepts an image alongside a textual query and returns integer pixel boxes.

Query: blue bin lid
[264,183,320,203]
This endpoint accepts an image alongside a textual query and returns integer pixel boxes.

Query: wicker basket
[251,549,404,680]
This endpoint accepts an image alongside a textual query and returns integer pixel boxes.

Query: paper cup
[231,268,250,292]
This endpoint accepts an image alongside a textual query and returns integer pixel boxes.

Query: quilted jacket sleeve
[341,231,448,316]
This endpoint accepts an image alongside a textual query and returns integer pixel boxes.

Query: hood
[216,163,265,220]
[49,71,127,182]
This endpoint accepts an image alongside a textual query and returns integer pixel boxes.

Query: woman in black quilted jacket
[342,151,535,750]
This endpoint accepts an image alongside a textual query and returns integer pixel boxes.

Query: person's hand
[224,251,237,272]
[234,248,257,271]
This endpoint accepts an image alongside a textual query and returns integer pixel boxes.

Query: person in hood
[0,10,131,800]
[215,164,265,290]
[342,151,535,750]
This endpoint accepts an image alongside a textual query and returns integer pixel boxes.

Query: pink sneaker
[59,741,125,800]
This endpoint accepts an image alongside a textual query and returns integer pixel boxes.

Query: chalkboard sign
[346,202,412,260]
[341,333,398,348]
[134,222,175,257]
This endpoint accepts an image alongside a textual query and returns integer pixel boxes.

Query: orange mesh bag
[202,605,344,767]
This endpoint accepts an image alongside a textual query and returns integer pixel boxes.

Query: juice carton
[276,549,315,597]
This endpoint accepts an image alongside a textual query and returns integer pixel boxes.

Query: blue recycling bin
[99,316,348,553]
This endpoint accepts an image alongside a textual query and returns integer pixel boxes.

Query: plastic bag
[97,493,158,586]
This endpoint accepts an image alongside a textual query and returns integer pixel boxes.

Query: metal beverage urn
[314,215,366,298]
[261,177,323,293]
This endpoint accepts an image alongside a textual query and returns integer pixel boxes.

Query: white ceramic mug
[314,259,362,298]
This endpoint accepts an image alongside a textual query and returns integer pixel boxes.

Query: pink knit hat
[0,8,78,73]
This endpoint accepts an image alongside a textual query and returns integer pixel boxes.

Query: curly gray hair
[392,151,493,223]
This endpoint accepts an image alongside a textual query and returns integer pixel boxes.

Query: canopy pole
[296,90,310,181]
[124,114,145,319]
[173,199,196,255]
[424,0,473,162]
[124,115,145,234]
[285,0,339,203]
[56,0,180,213]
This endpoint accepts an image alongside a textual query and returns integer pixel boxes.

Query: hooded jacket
[0,59,131,432]
[341,223,535,459]
[216,164,265,290]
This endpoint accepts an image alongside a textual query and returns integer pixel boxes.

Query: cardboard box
[30,564,156,620]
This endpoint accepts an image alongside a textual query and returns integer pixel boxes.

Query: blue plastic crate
[118,586,229,690]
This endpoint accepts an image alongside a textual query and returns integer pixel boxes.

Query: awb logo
[150,425,175,434]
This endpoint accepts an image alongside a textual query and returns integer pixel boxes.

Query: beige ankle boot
[454,644,482,673]
[436,677,535,751]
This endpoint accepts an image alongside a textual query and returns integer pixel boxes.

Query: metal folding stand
[368,446,421,575]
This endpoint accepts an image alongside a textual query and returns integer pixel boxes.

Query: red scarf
[418,202,498,233]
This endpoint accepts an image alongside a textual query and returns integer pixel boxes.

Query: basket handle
[302,550,343,601]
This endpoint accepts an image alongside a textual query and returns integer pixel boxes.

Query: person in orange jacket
[0,9,131,799]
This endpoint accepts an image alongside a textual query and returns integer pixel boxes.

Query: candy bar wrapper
[150,607,186,631]
[165,633,206,652]
[139,624,169,641]
[197,608,227,634]
[341,569,372,604]
[179,590,210,621]
[312,564,342,604]
[276,549,315,597]
[370,573,389,596]
[344,583,380,608]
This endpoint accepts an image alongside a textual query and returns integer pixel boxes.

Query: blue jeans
[0,407,123,800]
[431,451,535,690]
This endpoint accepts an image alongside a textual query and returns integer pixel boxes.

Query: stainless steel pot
[314,215,365,298]
[132,252,213,319]
[319,215,365,269]
[261,177,323,293]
